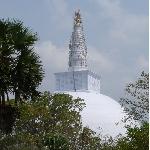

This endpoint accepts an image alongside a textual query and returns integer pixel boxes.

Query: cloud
[137,56,149,70]
[97,0,122,20]
[88,46,114,72]
[35,41,115,92]
[43,0,71,33]
[0,0,148,102]
[35,41,67,70]
[94,0,148,50]
[35,41,68,91]
[34,0,148,100]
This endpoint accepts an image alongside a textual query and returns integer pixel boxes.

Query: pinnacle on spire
[74,9,82,25]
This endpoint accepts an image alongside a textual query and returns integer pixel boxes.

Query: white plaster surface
[62,91,128,137]
[55,70,100,92]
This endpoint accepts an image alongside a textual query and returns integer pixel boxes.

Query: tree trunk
[2,91,5,105]
[6,91,9,103]
[0,96,1,104]
[15,90,20,104]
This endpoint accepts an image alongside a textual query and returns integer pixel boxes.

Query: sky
[0,0,148,101]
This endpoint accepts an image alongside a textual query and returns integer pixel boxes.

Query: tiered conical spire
[55,10,100,93]
[68,10,87,71]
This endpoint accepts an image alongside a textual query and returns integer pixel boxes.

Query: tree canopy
[0,19,44,104]
[0,92,86,149]
[120,71,149,122]
[0,91,149,149]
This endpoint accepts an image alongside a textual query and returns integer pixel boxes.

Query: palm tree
[0,19,44,133]
[0,19,44,104]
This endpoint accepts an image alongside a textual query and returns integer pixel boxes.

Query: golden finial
[74,9,82,24]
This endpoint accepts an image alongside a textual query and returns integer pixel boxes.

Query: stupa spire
[68,10,87,71]
[55,10,100,93]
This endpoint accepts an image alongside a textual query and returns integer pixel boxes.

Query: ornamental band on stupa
[55,10,100,92]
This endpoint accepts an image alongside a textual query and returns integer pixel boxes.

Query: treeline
[0,92,149,150]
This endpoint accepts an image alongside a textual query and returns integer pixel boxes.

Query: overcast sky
[0,0,148,101]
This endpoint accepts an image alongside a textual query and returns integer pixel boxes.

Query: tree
[120,71,149,122]
[0,19,44,134]
[12,48,43,102]
[0,19,44,104]
[0,92,86,149]
[114,122,149,150]
[97,122,149,150]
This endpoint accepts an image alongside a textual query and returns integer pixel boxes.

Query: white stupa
[54,10,128,137]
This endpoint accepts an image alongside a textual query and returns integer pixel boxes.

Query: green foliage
[0,105,19,134]
[98,122,149,150]
[0,93,149,150]
[114,122,149,150]
[0,19,44,104]
[120,71,149,122]
[78,127,102,150]
[0,92,86,149]
[43,133,69,150]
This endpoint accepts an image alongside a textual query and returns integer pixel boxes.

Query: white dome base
[62,91,127,137]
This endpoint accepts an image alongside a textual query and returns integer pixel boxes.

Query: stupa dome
[63,91,127,137]
[54,11,131,137]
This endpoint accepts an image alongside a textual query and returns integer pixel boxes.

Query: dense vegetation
[0,19,149,149]
[0,92,148,149]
